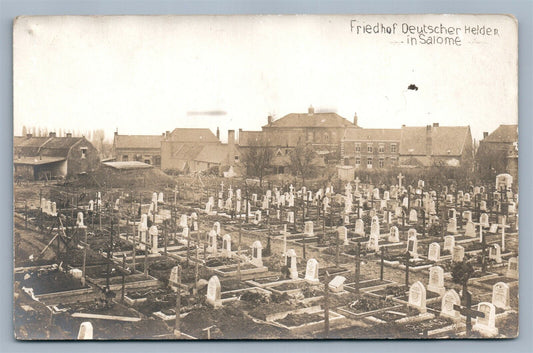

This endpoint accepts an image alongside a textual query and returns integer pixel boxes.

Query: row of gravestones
[409,279,511,337]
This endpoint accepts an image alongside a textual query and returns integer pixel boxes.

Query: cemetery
[13,172,519,339]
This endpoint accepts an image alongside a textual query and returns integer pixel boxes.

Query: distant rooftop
[103,161,153,170]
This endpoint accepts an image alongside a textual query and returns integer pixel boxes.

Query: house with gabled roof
[14,132,100,180]
[398,123,474,168]
[476,124,518,181]
[161,128,239,174]
[113,131,163,166]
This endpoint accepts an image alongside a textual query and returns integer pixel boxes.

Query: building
[14,132,100,180]
[161,128,239,174]
[112,132,162,166]
[341,128,401,169]
[239,106,360,173]
[398,123,474,168]
[476,124,518,181]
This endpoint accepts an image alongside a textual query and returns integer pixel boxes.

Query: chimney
[353,112,358,126]
[308,105,315,115]
[267,115,273,125]
[483,131,489,139]
[238,129,243,145]
[228,130,235,166]
[433,122,439,128]
[114,129,118,137]
[216,127,220,140]
[401,124,406,128]
[49,132,56,138]
[426,125,432,157]
[26,133,32,138]
[165,130,170,138]
[66,132,72,138]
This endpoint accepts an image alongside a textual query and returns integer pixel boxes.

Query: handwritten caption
[350,21,500,46]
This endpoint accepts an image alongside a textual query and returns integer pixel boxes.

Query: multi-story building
[341,128,401,169]
[476,124,518,182]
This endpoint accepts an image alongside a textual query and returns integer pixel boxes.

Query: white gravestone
[465,221,476,237]
[328,275,346,293]
[354,219,365,236]
[251,240,263,267]
[304,221,314,236]
[473,302,498,337]
[338,226,349,246]
[388,226,400,243]
[77,322,93,340]
[304,258,319,284]
[492,282,510,310]
[428,242,441,262]
[221,234,232,258]
[149,226,159,254]
[206,276,222,309]
[452,245,465,262]
[489,244,502,263]
[408,281,427,313]
[76,212,86,228]
[440,289,461,320]
[286,249,298,280]
[447,218,458,234]
[409,209,418,223]
[407,231,418,259]
[506,257,518,279]
[427,266,445,295]
[443,235,455,253]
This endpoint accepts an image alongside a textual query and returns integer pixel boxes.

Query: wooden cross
[453,290,484,336]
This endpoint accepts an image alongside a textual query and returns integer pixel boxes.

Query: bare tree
[289,141,316,185]
[240,135,273,187]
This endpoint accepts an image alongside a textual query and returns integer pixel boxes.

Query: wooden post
[355,242,361,298]
[380,246,385,281]
[121,254,126,301]
[405,252,410,288]
[324,271,330,339]
[174,265,181,338]
[132,224,136,273]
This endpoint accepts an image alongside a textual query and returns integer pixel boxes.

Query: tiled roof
[343,128,401,141]
[194,144,229,164]
[14,136,85,158]
[168,128,219,143]
[114,135,162,149]
[263,112,356,129]
[483,124,518,143]
[399,126,471,156]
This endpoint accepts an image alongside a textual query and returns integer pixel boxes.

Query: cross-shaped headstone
[397,173,404,189]
[453,290,484,336]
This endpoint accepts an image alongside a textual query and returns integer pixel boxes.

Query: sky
[13,14,518,142]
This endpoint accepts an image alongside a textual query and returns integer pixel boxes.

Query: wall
[66,139,100,177]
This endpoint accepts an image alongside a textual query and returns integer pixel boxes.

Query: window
[80,147,87,159]
[122,155,129,161]
[391,143,397,153]
[234,155,239,162]
[379,144,385,153]
[367,157,373,169]
[144,159,151,164]
[379,158,384,168]
[367,144,373,153]
[391,156,397,164]
[355,157,361,167]
[355,143,361,153]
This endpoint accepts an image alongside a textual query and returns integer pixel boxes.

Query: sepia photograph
[12,14,518,340]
